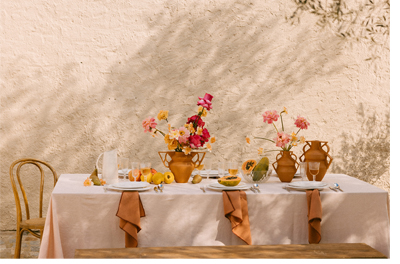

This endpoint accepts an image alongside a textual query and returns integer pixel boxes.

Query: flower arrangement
[247,107,310,152]
[142,93,216,155]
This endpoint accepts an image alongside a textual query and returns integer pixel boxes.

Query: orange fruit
[129,169,141,181]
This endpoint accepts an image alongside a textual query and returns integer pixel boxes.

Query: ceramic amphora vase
[299,140,333,181]
[272,151,299,183]
[158,151,206,183]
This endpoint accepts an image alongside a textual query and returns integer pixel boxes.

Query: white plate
[111,181,149,189]
[191,170,227,177]
[207,182,251,191]
[106,185,152,192]
[288,181,327,189]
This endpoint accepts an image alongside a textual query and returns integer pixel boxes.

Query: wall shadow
[331,103,390,191]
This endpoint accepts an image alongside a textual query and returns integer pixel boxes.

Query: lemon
[153,172,164,185]
[164,171,174,184]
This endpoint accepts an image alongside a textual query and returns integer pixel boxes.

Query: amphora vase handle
[290,152,300,171]
[192,152,206,168]
[158,151,171,168]
[321,143,333,170]
[299,141,311,162]
[272,152,283,172]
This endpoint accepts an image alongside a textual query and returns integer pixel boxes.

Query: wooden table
[75,243,387,259]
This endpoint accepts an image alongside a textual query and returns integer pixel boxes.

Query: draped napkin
[306,189,322,244]
[116,191,146,247]
[222,190,252,245]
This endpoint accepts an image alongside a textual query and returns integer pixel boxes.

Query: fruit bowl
[241,168,272,184]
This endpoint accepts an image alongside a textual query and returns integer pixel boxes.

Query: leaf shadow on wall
[331,103,390,191]
[104,2,347,162]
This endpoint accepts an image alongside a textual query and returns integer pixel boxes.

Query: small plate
[111,181,149,189]
[288,181,327,190]
[207,182,251,191]
[106,185,152,192]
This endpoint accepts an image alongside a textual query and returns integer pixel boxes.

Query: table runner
[39,174,390,258]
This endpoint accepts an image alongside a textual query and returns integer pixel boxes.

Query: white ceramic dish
[207,182,251,191]
[106,185,152,192]
[111,181,149,189]
[287,181,327,190]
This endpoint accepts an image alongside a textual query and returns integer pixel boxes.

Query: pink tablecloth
[39,174,390,258]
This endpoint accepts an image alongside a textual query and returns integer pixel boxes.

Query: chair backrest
[9,159,58,224]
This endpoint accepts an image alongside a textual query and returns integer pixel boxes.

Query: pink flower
[187,115,205,128]
[178,127,190,144]
[274,132,291,148]
[189,135,202,148]
[262,110,279,124]
[294,116,310,130]
[197,93,213,110]
[142,117,157,132]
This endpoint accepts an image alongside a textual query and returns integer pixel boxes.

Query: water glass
[218,161,225,178]
[205,159,213,180]
[118,157,130,181]
[299,162,307,181]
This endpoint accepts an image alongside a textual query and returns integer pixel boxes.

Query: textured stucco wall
[0,0,389,230]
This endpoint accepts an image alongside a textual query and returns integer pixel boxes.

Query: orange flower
[258,148,263,155]
[206,143,212,152]
[210,136,216,143]
[100,179,106,186]
[184,146,192,155]
[245,136,251,144]
[83,177,92,187]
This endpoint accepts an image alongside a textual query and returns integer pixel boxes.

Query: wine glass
[119,157,129,181]
[194,162,204,176]
[218,161,225,178]
[308,162,320,181]
[140,162,151,182]
[227,161,238,176]
[205,159,213,180]
[131,162,140,182]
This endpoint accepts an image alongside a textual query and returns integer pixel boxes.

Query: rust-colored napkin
[222,190,252,245]
[306,189,322,244]
[116,191,146,247]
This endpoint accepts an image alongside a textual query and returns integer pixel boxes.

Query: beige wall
[0,0,389,230]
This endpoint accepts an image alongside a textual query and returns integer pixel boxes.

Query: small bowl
[241,168,272,183]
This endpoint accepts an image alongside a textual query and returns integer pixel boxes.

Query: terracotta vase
[272,151,299,183]
[158,151,206,183]
[299,140,333,181]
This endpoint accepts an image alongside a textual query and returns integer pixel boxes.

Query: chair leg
[14,229,24,258]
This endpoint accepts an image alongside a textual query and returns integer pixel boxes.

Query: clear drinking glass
[227,161,238,176]
[308,162,320,181]
[119,157,130,181]
[205,159,212,180]
[131,162,140,182]
[140,162,151,182]
[299,162,307,181]
[218,161,225,178]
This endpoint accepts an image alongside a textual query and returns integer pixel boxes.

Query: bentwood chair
[9,158,58,258]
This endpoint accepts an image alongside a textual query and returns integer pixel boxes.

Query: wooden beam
[74,243,387,259]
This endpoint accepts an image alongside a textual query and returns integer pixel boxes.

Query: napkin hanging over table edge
[306,189,322,244]
[116,191,146,248]
[222,190,252,245]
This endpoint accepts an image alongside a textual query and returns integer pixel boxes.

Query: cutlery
[333,183,343,192]
[253,184,260,193]
[200,185,206,193]
[154,186,159,193]
[329,186,338,192]
[250,186,257,193]
[158,184,164,193]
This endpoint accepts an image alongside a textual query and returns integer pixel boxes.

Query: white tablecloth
[38,174,390,258]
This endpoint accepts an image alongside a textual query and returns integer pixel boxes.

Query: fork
[200,185,206,193]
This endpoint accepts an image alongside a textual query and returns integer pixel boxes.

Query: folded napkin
[222,191,252,245]
[116,191,146,247]
[306,189,322,244]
